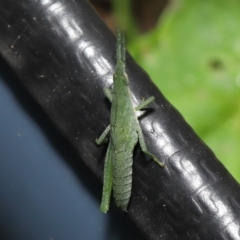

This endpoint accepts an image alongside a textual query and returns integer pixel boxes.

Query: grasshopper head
[114,63,129,86]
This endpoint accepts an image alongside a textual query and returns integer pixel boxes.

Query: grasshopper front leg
[103,87,113,102]
[96,125,110,145]
[135,96,155,111]
[104,88,154,111]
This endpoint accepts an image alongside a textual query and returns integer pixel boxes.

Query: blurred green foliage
[114,0,240,181]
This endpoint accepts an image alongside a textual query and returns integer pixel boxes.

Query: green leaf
[128,0,240,181]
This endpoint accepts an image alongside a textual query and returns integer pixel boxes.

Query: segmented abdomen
[112,152,133,211]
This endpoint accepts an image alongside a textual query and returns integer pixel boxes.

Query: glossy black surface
[0,0,240,239]
[0,57,145,240]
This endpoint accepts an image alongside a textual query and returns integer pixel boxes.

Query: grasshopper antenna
[116,28,126,65]
[116,28,121,62]
[121,31,126,64]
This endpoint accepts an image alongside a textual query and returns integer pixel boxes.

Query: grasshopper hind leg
[137,124,165,168]
[100,144,113,213]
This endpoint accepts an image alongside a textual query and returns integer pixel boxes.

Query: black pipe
[0,0,240,239]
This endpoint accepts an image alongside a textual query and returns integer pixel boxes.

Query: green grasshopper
[96,29,164,213]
